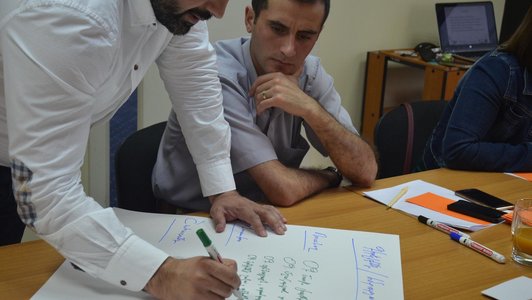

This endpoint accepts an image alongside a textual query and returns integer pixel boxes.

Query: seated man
[153,0,377,210]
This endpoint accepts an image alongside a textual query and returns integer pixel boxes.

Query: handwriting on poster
[155,216,398,300]
[239,254,319,300]
[32,209,403,300]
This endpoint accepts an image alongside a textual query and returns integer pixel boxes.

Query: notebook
[435,1,498,60]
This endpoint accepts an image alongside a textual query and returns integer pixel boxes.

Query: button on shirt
[0,0,234,291]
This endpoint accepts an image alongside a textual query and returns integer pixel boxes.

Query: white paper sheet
[32,208,404,300]
[505,172,532,182]
[363,180,497,231]
[481,276,532,300]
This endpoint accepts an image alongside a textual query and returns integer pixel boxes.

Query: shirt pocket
[489,101,532,142]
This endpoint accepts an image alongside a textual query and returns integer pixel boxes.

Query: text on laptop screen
[436,2,498,53]
[445,6,490,45]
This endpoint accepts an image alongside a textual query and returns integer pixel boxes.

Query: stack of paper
[363,180,499,231]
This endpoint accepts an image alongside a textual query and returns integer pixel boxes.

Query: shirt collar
[242,37,258,88]
[128,0,157,26]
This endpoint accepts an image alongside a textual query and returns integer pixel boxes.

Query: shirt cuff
[98,235,168,291]
[196,157,236,196]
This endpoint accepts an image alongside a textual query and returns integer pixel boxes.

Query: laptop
[435,2,498,60]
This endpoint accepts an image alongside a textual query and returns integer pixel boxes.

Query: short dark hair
[500,6,532,69]
[251,0,330,28]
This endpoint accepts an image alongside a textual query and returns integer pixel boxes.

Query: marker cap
[418,215,429,224]
[196,229,212,247]
[450,232,462,241]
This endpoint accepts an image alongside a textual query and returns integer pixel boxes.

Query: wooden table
[362,49,468,144]
[0,239,63,299]
[1,169,530,299]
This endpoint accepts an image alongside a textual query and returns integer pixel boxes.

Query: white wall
[138,1,249,128]
[138,0,505,167]
[318,0,504,125]
[141,0,505,127]
[88,0,506,204]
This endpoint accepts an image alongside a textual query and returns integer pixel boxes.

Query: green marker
[196,229,243,299]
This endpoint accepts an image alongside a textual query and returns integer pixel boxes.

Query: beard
[150,0,212,35]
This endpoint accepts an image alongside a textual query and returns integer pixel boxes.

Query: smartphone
[447,200,505,223]
[455,188,514,210]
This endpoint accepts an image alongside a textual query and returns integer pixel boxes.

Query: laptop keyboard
[454,51,487,59]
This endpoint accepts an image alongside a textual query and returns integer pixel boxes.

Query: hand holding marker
[196,228,244,299]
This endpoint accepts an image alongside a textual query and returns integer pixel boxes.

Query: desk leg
[423,67,445,100]
[443,70,465,100]
[362,52,386,144]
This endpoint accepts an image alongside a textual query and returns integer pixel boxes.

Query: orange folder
[512,173,532,182]
[406,192,491,225]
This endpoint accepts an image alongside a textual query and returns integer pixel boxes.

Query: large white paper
[32,208,404,300]
[363,180,497,231]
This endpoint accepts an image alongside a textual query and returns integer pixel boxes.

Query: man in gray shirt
[153,0,377,211]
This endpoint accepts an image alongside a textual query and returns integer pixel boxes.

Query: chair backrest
[115,121,167,212]
[374,100,447,179]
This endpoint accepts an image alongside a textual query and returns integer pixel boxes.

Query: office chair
[374,100,447,179]
[115,121,167,213]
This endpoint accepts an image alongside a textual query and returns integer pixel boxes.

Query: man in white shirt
[0,0,286,298]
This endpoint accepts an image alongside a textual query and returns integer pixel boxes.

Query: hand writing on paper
[209,190,287,237]
[144,256,240,300]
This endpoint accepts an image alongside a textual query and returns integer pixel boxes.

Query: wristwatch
[324,166,343,188]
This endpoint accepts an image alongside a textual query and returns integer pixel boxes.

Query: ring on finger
[262,91,267,100]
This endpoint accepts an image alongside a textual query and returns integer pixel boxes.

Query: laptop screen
[436,2,498,54]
